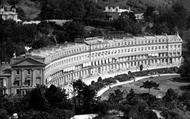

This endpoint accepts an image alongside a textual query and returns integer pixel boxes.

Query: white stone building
[31,34,183,89]
[0,6,21,22]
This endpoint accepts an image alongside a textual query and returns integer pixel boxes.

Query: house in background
[135,13,144,20]
[104,6,144,21]
[104,6,132,20]
[0,3,21,22]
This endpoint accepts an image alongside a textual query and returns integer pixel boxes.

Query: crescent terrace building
[30,34,182,89]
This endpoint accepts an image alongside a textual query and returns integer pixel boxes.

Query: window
[24,80,31,86]
[27,69,31,74]
[36,77,41,85]
[16,89,21,95]
[0,79,3,87]
[14,81,20,86]
[16,70,20,75]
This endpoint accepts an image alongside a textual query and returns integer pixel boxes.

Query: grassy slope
[16,0,41,20]
[100,75,189,100]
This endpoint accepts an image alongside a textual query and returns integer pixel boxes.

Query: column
[32,69,34,87]
[21,68,24,86]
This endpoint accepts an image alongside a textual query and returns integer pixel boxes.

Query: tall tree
[28,85,49,111]
[108,89,123,103]
[45,85,68,108]
[73,79,96,114]
[140,80,159,94]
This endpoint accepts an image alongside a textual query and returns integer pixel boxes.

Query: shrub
[163,88,178,102]
[102,78,117,85]
[0,109,9,119]
[114,74,130,82]
[97,77,103,82]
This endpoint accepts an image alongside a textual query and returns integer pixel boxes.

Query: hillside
[95,0,190,12]
[16,0,41,20]
[3,0,190,20]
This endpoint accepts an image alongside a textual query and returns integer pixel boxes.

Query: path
[96,73,180,97]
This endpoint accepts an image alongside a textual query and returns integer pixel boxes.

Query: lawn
[100,75,190,100]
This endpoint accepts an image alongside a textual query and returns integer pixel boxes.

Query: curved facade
[31,34,183,88]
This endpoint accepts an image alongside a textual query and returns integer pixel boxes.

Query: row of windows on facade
[13,78,41,87]
[50,57,180,86]
[49,55,181,81]
[16,89,30,95]
[46,44,181,71]
[47,37,179,63]
[91,53,181,66]
[46,50,181,79]
[15,69,41,75]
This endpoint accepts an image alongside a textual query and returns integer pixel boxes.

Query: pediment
[12,58,45,67]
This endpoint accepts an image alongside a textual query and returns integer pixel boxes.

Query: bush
[163,88,178,102]
[114,74,130,82]
[102,78,117,85]
[0,109,9,119]
[91,82,104,91]
[51,108,74,119]
[97,77,103,82]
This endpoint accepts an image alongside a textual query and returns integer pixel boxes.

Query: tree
[113,16,142,35]
[19,110,52,119]
[73,80,96,114]
[186,15,190,29]
[91,81,95,85]
[163,88,178,102]
[63,21,85,42]
[0,109,9,119]
[97,77,103,82]
[145,6,155,17]
[128,71,134,79]
[140,80,159,94]
[28,85,49,111]
[108,89,123,103]
[50,108,74,119]
[172,3,187,29]
[45,85,68,108]
[128,102,158,119]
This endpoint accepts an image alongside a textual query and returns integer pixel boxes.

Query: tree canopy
[140,80,159,94]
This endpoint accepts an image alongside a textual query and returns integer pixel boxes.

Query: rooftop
[30,34,181,59]
[31,43,87,58]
